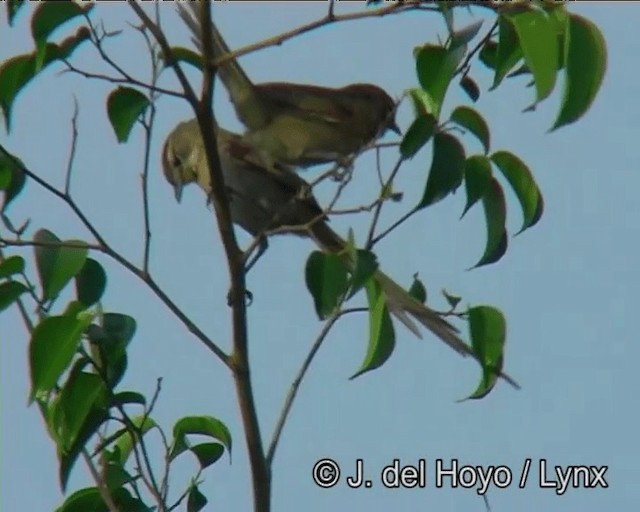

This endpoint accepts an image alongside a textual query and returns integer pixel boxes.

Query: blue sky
[1,2,638,511]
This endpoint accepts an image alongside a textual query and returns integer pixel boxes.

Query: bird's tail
[308,221,518,387]
[176,3,266,127]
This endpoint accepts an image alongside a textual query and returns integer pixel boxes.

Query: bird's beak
[387,116,401,136]
[171,169,184,203]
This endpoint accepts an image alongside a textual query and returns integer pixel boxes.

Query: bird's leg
[242,236,269,274]
[331,157,354,182]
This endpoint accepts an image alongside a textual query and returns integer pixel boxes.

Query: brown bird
[176,3,400,169]
[162,119,519,388]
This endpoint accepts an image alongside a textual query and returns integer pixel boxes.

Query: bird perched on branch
[161,119,518,388]
[176,3,400,169]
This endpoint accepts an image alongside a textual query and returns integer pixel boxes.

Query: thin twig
[365,155,405,249]
[64,97,80,196]
[267,307,365,467]
[0,145,230,366]
[82,450,119,512]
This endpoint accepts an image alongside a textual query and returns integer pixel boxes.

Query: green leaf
[0,281,28,312]
[190,442,225,469]
[104,463,134,490]
[479,40,498,70]
[351,279,395,379]
[492,18,522,89]
[0,144,26,212]
[0,254,25,278]
[34,229,88,301]
[56,487,145,512]
[461,155,493,219]
[75,258,107,307]
[472,178,508,268]
[408,274,427,304]
[51,371,107,452]
[348,250,379,300]
[111,391,146,407]
[57,408,109,492]
[86,313,137,387]
[466,306,507,399]
[106,87,150,143]
[31,1,89,44]
[417,132,466,210]
[305,251,349,319]
[187,485,207,512]
[442,289,462,310]
[450,106,490,154]
[415,44,465,118]
[56,487,102,512]
[0,30,90,131]
[111,416,157,466]
[7,0,27,26]
[29,314,91,400]
[506,9,558,103]
[552,14,607,130]
[491,150,543,234]
[459,75,480,102]
[171,416,232,461]
[399,113,437,159]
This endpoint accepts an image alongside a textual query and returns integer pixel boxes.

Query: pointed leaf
[442,289,462,310]
[75,258,107,307]
[450,106,490,154]
[462,155,492,218]
[0,254,25,278]
[106,87,150,143]
[492,18,522,89]
[491,150,543,233]
[408,274,427,304]
[506,9,558,103]
[7,0,27,26]
[465,305,507,399]
[31,1,91,48]
[472,178,508,268]
[351,279,395,379]
[58,408,109,491]
[305,251,349,319]
[0,30,90,130]
[29,314,91,400]
[171,416,232,459]
[34,229,88,301]
[190,442,225,469]
[417,133,466,210]
[348,249,379,299]
[416,44,465,118]
[400,113,437,159]
[552,14,607,130]
[0,281,28,312]
[0,149,26,211]
[51,371,107,452]
[187,485,207,512]
[111,416,157,466]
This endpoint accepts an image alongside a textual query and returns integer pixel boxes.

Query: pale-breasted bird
[162,119,518,387]
[176,3,400,169]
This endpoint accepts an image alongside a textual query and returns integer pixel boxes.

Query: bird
[175,2,400,170]
[162,118,518,388]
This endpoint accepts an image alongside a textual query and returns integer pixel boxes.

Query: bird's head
[161,120,202,202]
[344,84,401,137]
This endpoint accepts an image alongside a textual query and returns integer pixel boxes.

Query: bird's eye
[171,153,182,168]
